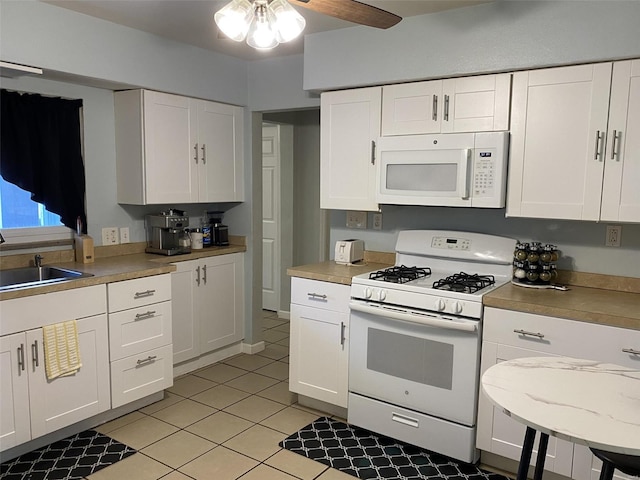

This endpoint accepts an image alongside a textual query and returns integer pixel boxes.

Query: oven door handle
[350,302,477,333]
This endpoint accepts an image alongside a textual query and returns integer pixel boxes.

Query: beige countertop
[484,282,640,331]
[287,260,393,285]
[0,244,246,301]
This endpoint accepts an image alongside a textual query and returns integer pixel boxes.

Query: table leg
[517,427,537,480]
[533,433,549,480]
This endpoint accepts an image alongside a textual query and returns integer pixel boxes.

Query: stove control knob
[379,290,387,301]
[453,301,463,314]
[435,299,446,311]
[364,287,372,299]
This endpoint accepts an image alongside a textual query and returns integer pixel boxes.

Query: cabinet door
[507,63,612,220]
[199,254,244,354]
[601,59,640,222]
[171,260,199,364]
[196,100,245,202]
[0,333,31,451]
[289,303,349,408]
[320,87,380,211]
[477,342,574,477]
[441,74,511,133]
[143,90,198,204]
[27,315,110,438]
[382,80,442,135]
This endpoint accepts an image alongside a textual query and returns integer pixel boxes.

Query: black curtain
[1,89,87,233]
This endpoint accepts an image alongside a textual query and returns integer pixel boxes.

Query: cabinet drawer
[110,344,173,408]
[108,274,171,312]
[109,301,172,361]
[291,277,350,312]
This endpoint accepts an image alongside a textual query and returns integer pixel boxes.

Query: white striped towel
[42,320,82,380]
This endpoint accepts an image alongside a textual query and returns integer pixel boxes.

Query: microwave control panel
[473,148,497,198]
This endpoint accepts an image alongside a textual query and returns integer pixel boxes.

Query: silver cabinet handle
[611,130,621,161]
[432,95,438,121]
[371,140,376,165]
[134,289,156,299]
[135,310,156,320]
[307,293,327,300]
[201,144,206,164]
[196,266,201,286]
[17,344,25,372]
[340,322,346,346]
[444,94,450,121]
[194,143,199,164]
[202,264,207,284]
[594,130,605,161]
[622,348,640,355]
[136,355,157,366]
[32,340,39,368]
[514,329,545,339]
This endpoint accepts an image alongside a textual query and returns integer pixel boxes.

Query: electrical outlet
[605,225,621,247]
[119,227,130,244]
[346,211,367,229]
[372,213,383,230]
[102,227,119,245]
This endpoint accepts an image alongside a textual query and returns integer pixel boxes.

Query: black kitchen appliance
[145,209,191,255]
[207,211,229,246]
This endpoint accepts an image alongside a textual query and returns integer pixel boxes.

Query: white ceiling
[44,0,491,61]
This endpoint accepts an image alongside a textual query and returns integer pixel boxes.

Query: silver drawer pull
[307,293,327,300]
[134,289,156,299]
[514,329,545,339]
[136,355,157,366]
[622,348,640,355]
[135,310,156,320]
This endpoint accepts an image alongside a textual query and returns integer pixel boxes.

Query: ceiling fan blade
[289,0,401,29]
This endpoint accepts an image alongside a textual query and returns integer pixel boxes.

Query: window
[0,175,62,228]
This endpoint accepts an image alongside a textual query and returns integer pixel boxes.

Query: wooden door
[507,63,612,220]
[0,332,31,450]
[262,123,280,312]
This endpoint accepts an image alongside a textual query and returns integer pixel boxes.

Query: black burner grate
[432,272,495,293]
[369,265,432,284]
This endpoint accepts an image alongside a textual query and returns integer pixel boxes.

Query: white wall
[303,1,640,91]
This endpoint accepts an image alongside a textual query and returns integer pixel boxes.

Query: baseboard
[173,342,243,377]
[298,394,348,419]
[277,310,290,320]
[242,341,266,354]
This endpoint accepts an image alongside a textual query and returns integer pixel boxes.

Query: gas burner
[369,265,432,284]
[432,272,495,293]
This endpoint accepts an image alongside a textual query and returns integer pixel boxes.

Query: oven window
[366,328,453,390]
[386,164,457,192]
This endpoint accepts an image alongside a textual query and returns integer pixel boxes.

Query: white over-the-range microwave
[376,131,509,208]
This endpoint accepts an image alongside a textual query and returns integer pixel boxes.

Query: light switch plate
[119,227,130,244]
[346,211,367,229]
[102,227,119,245]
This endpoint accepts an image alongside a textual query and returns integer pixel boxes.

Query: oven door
[376,133,473,207]
[349,300,481,426]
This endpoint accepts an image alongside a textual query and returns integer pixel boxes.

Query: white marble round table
[481,356,640,480]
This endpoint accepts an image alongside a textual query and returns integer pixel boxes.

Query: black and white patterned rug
[280,417,511,480]
[0,430,136,480]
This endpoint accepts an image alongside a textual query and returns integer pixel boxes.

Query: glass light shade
[246,3,279,50]
[214,0,254,42]
[270,0,306,43]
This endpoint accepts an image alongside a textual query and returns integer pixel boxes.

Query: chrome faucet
[34,254,43,268]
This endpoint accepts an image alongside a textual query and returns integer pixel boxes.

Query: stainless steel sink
[0,266,94,291]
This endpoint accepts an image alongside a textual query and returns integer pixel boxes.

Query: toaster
[335,239,364,265]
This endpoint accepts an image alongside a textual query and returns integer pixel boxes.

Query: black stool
[591,448,640,480]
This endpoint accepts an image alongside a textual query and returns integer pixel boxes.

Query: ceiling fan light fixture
[214,0,253,42]
[270,0,306,43]
[246,2,279,50]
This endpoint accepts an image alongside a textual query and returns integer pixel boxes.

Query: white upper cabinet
[115,89,244,205]
[320,87,381,211]
[600,59,640,222]
[381,73,511,136]
[508,60,640,223]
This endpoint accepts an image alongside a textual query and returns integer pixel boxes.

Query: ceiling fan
[289,0,402,30]
[214,0,401,50]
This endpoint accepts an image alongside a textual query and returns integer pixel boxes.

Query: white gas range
[347,230,516,464]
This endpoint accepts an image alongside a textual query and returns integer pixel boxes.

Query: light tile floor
[88,310,351,480]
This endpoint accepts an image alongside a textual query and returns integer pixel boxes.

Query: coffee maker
[207,211,229,246]
[145,209,191,255]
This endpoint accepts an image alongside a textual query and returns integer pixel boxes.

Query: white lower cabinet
[289,277,350,408]
[0,285,110,452]
[171,254,245,364]
[107,274,173,408]
[477,307,640,480]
